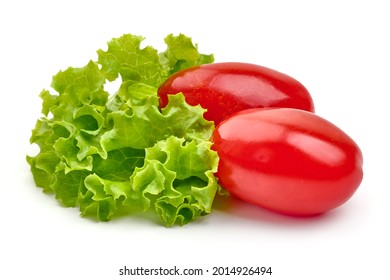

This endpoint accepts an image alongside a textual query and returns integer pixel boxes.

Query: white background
[1,0,389,279]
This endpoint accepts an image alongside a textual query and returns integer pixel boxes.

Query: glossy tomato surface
[158,62,315,125]
[212,108,363,216]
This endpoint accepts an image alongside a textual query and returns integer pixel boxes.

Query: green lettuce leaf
[125,136,219,226]
[160,34,215,76]
[97,33,214,86]
[27,33,220,226]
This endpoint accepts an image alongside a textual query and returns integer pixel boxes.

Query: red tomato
[212,108,363,216]
[158,62,314,125]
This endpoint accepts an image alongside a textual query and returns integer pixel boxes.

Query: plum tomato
[211,108,363,216]
[158,62,315,125]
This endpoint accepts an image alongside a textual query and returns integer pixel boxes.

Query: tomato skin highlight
[212,108,363,216]
[158,62,315,125]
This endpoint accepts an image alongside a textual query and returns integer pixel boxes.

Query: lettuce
[27,33,219,226]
